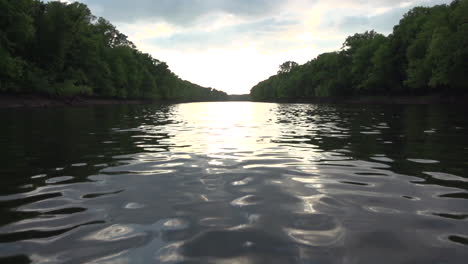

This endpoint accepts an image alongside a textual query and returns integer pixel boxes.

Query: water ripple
[0,102,467,263]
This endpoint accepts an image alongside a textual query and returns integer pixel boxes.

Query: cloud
[80,0,286,25]
[323,7,411,34]
[320,0,453,34]
[148,17,299,51]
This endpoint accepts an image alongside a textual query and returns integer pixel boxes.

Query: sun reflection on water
[173,102,279,156]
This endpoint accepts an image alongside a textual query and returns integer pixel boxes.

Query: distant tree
[278,61,299,74]
[251,0,468,100]
[0,0,227,101]
[342,30,380,55]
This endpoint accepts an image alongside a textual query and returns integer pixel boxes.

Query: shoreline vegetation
[250,0,467,101]
[1,0,227,102]
[1,94,467,109]
[2,1,467,107]
[254,95,468,104]
[0,94,252,108]
[0,94,149,108]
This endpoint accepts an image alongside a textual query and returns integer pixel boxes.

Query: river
[0,102,467,263]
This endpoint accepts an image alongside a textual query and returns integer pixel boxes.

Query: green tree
[250,0,467,100]
[278,61,299,74]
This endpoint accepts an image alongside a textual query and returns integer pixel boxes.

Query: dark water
[0,102,467,264]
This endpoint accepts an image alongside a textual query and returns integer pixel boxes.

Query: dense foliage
[0,0,227,100]
[251,0,468,100]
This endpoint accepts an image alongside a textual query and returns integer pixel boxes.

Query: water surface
[0,102,467,263]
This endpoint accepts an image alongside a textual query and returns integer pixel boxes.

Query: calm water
[0,102,467,264]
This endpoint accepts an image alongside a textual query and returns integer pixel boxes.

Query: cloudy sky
[59,0,451,94]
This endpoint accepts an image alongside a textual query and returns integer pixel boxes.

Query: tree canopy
[250,0,468,100]
[0,0,227,101]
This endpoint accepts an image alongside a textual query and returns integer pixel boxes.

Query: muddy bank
[2,94,468,108]
[0,94,163,108]
[254,95,468,105]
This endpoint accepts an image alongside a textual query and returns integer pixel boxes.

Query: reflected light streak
[285,224,344,247]
[174,102,279,156]
[85,225,136,241]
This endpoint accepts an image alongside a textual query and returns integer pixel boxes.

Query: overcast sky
[58,0,451,94]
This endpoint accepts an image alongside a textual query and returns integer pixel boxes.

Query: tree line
[0,0,228,101]
[251,0,467,100]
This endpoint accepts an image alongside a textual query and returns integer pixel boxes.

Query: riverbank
[253,95,468,105]
[2,94,468,108]
[0,94,154,108]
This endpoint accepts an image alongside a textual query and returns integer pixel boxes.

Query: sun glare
[175,102,277,157]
